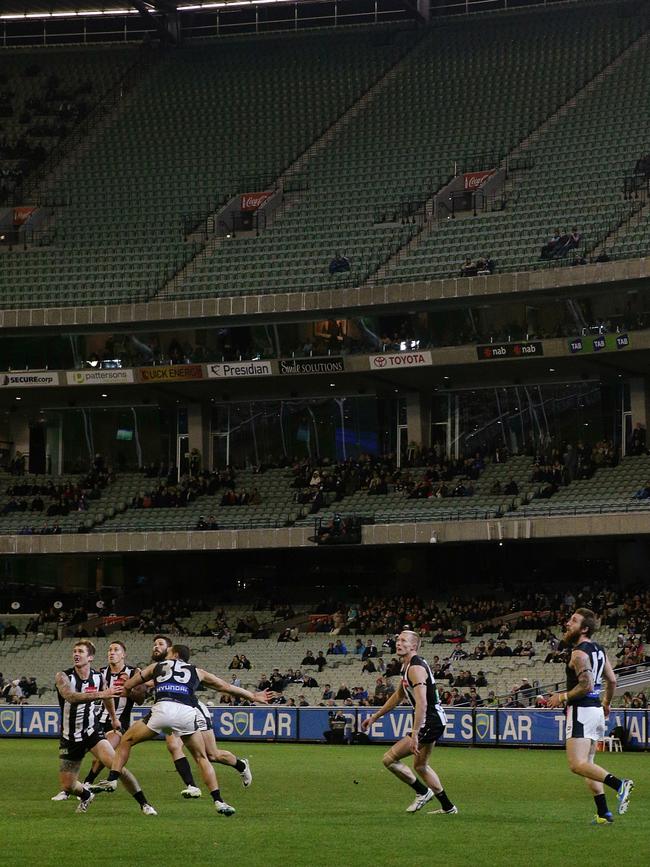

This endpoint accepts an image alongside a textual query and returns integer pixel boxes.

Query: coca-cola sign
[240,191,272,212]
[463,170,495,191]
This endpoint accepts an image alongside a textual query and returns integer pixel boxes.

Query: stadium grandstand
[0,0,649,859]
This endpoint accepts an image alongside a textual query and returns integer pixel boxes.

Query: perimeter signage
[369,352,432,370]
[279,357,345,375]
[477,342,543,360]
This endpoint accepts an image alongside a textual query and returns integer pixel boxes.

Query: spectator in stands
[540,228,561,259]
[322,684,333,701]
[361,657,377,674]
[302,673,319,688]
[298,695,309,707]
[630,423,647,456]
[239,654,251,670]
[460,257,478,278]
[335,683,351,701]
[329,252,350,275]
[315,651,327,671]
[373,676,394,705]
[333,639,348,655]
[301,650,317,666]
[504,479,519,495]
[228,655,242,669]
[361,639,377,660]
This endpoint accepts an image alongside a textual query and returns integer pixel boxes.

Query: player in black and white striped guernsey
[83,641,143,790]
[54,640,156,815]
[361,630,457,815]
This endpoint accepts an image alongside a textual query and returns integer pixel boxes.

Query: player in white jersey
[53,640,156,815]
[361,630,457,815]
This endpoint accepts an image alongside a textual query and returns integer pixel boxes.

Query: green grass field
[3,741,648,867]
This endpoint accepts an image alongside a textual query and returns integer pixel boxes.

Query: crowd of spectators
[459,254,496,278]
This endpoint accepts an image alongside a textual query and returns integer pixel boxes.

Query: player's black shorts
[414,716,446,745]
[97,717,129,736]
[59,729,106,763]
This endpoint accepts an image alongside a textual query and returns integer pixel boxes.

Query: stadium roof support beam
[133,0,181,45]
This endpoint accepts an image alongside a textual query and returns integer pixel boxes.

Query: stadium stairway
[158,25,426,300]
[18,45,162,206]
[372,12,650,284]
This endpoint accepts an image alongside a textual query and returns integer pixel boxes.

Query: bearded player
[361,630,457,815]
[548,608,633,824]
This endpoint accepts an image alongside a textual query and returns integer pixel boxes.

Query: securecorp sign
[0,372,59,387]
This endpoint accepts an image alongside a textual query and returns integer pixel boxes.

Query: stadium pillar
[416,0,431,22]
[406,392,431,452]
[187,403,209,472]
[629,377,647,429]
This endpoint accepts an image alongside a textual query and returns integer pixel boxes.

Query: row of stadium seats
[0,27,417,308]
[174,1,647,299]
[1,2,648,308]
[0,622,623,705]
[1,453,650,534]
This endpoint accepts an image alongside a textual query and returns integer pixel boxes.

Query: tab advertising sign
[568,334,630,354]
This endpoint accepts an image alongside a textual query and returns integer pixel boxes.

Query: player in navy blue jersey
[361,630,457,815]
[100,637,272,816]
[548,607,634,824]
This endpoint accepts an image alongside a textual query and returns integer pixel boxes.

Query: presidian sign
[208,361,273,379]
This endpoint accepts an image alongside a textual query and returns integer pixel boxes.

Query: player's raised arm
[55,671,119,704]
[197,668,274,704]
[601,654,617,718]
[548,648,593,707]
[360,681,404,731]
[120,662,157,696]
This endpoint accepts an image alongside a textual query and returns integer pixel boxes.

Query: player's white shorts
[196,700,213,733]
[565,705,605,741]
[146,701,200,737]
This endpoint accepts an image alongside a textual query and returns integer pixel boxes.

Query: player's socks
[603,774,623,792]
[210,788,223,803]
[84,768,101,785]
[132,790,149,807]
[174,757,196,787]
[409,779,429,796]
[233,759,247,773]
[106,770,121,783]
[594,794,610,818]
[434,790,455,812]
[79,786,91,803]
